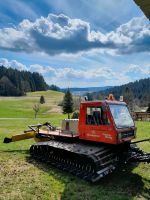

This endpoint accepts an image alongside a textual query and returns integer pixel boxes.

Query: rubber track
[128,144,150,163]
[30,141,118,182]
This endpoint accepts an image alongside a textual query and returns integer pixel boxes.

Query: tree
[0,65,48,96]
[123,87,134,112]
[49,84,60,91]
[86,92,93,101]
[40,95,45,104]
[33,103,40,118]
[71,111,79,119]
[73,95,81,110]
[62,89,74,119]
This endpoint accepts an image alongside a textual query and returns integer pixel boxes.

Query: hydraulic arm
[3,122,57,144]
[3,130,35,143]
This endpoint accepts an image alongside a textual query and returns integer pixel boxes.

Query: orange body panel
[78,100,136,145]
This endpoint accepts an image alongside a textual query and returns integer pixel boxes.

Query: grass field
[0,90,64,118]
[0,91,150,200]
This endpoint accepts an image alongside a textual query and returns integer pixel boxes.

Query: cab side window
[86,107,110,125]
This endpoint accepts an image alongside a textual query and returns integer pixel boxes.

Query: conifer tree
[123,87,134,112]
[40,95,45,104]
[62,89,74,119]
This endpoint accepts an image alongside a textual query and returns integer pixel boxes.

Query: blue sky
[0,0,149,87]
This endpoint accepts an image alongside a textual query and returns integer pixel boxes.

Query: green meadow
[0,90,149,200]
[0,90,64,118]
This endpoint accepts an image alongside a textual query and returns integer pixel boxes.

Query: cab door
[79,104,116,144]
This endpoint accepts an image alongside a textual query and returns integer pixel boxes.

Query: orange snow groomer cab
[78,98,136,145]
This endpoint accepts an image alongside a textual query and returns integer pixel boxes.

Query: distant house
[0,76,20,96]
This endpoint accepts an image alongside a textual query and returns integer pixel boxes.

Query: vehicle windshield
[109,104,134,128]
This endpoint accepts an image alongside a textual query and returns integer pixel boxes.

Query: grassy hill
[0,90,64,119]
[0,90,150,200]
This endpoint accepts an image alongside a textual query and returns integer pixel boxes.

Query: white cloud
[28,63,130,86]
[0,58,149,87]
[125,64,149,74]
[0,14,149,55]
[124,64,150,80]
[0,58,27,71]
[107,16,150,54]
[29,64,114,80]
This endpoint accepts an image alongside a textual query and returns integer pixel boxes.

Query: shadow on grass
[0,149,29,154]
[26,156,150,200]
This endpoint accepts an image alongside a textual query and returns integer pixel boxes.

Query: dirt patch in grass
[46,106,62,114]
